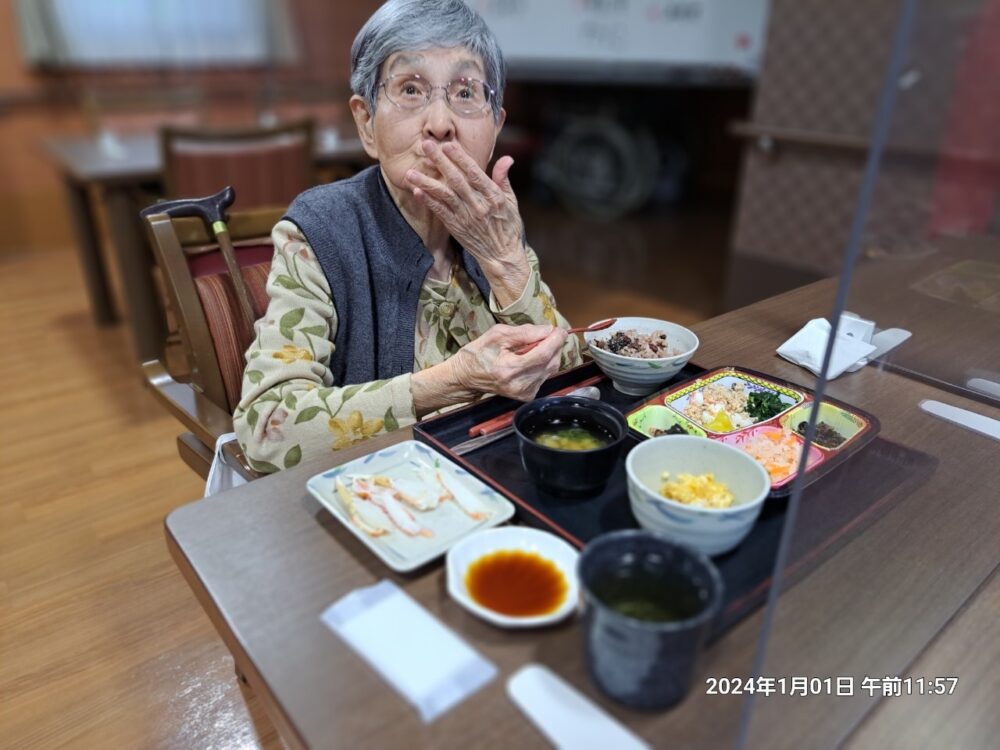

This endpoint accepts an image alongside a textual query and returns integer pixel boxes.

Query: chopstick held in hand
[514,318,617,356]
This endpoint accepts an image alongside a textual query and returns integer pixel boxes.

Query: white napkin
[843,327,912,373]
[776,318,877,379]
[204,432,249,497]
[507,665,650,750]
[321,580,497,723]
[96,129,127,160]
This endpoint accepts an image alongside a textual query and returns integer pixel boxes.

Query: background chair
[161,119,315,208]
[141,190,283,480]
[150,120,314,381]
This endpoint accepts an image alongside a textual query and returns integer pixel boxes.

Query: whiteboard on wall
[470,0,769,81]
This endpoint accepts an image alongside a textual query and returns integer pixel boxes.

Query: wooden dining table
[165,277,1000,749]
[43,131,370,362]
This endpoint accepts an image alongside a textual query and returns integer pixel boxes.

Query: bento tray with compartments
[626,367,881,496]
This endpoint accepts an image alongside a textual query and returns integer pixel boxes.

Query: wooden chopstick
[513,319,616,356]
[466,374,605,437]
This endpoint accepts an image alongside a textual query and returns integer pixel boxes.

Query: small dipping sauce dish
[446,527,580,628]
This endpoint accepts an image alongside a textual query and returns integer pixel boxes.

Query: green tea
[590,572,704,623]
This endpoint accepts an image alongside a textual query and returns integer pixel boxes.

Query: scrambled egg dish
[659,472,735,509]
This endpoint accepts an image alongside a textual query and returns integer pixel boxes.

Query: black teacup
[578,530,724,710]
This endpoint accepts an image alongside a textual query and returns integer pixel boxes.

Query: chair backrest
[161,120,315,208]
[143,206,284,412]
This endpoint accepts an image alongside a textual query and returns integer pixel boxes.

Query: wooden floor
[0,201,723,747]
[0,243,282,749]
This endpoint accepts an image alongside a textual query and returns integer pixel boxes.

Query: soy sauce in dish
[525,418,612,451]
[465,550,568,616]
[589,571,704,623]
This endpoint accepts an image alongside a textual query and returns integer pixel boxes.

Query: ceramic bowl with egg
[584,317,699,396]
[625,435,771,556]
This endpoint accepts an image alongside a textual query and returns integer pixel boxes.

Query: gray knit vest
[283,166,493,386]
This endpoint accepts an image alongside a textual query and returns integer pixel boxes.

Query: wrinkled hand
[405,140,529,298]
[450,323,567,401]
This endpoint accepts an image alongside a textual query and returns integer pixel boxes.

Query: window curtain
[14,0,67,66]
[14,0,299,68]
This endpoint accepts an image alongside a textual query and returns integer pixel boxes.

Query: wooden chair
[161,119,315,209]
[140,190,283,480]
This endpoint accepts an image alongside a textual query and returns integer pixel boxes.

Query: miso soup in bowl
[514,396,627,497]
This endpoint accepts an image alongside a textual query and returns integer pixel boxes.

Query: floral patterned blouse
[233,220,583,473]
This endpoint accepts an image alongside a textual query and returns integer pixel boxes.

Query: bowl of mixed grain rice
[584,317,699,396]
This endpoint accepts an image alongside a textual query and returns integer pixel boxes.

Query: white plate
[306,440,515,572]
[446,527,580,628]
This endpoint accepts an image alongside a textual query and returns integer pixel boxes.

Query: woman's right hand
[450,324,568,401]
[411,324,567,416]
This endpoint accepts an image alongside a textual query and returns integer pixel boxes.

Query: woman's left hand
[406,140,530,303]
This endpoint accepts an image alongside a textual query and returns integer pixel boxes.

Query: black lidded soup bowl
[513,396,628,497]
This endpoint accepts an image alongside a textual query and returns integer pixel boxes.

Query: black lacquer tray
[413,362,936,636]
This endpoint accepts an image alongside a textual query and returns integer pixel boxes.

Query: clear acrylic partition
[739,0,1000,747]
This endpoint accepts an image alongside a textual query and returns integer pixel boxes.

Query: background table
[43,132,370,362]
[166,281,1000,748]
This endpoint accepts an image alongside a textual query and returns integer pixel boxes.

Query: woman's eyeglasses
[379,74,495,116]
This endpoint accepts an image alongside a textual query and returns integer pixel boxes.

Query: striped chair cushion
[194,261,272,411]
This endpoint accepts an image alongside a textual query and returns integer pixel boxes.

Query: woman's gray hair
[351,0,506,121]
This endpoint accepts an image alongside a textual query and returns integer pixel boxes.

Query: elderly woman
[234,0,583,473]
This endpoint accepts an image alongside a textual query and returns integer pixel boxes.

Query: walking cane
[140,186,256,333]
